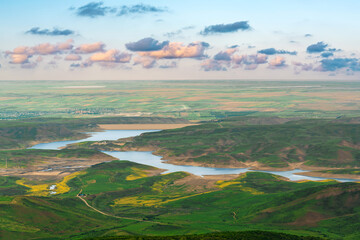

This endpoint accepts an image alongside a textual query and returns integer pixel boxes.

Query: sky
[1,0,360,80]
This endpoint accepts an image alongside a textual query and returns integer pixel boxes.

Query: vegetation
[0,148,113,168]
[1,161,359,239]
[77,117,360,169]
[0,116,188,149]
[84,230,325,240]
[1,80,360,120]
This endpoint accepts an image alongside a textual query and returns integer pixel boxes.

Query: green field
[1,160,360,239]
[1,80,360,239]
[1,80,360,120]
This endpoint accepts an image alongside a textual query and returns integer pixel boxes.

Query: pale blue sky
[1,0,360,80]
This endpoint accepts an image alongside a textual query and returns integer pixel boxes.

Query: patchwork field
[1,81,360,120]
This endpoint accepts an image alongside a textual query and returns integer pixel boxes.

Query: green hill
[1,161,359,239]
[99,117,360,169]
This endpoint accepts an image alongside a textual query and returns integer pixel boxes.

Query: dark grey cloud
[118,4,167,16]
[258,48,297,55]
[74,2,165,18]
[304,34,312,37]
[70,63,81,68]
[200,21,251,35]
[191,42,210,48]
[306,42,328,53]
[321,52,334,58]
[125,38,169,51]
[75,2,115,18]
[26,27,74,36]
[201,60,227,71]
[214,51,232,61]
[319,58,360,72]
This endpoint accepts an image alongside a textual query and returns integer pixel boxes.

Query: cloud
[317,58,360,72]
[26,27,74,36]
[89,49,131,63]
[70,63,81,68]
[75,2,115,18]
[118,4,167,16]
[200,21,251,35]
[133,56,156,68]
[321,52,334,58]
[75,42,105,53]
[74,2,166,18]
[159,61,177,69]
[268,56,287,69]
[214,48,237,61]
[10,54,30,64]
[306,42,328,53]
[125,38,169,52]
[65,54,82,61]
[292,61,313,73]
[164,26,195,38]
[258,48,297,55]
[304,34,312,37]
[138,41,209,59]
[201,52,268,72]
[21,62,37,69]
[6,40,73,64]
[233,54,268,66]
[201,59,227,71]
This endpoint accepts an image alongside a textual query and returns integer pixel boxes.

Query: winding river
[30,130,355,182]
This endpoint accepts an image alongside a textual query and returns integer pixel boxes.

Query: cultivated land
[1,80,360,120]
[0,81,360,239]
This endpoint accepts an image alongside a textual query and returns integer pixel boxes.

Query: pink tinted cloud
[75,42,105,53]
[133,56,156,68]
[10,54,29,64]
[65,54,82,61]
[138,42,207,59]
[268,56,287,69]
[89,49,131,63]
[6,40,74,65]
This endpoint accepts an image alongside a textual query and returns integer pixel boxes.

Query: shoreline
[120,146,360,180]
[98,124,197,130]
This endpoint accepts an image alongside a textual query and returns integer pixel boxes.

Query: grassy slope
[1,161,359,239]
[85,231,325,240]
[0,117,189,150]
[0,149,114,168]
[106,117,360,168]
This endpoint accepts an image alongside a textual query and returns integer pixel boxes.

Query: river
[30,130,355,182]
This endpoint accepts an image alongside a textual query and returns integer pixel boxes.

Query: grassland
[1,160,360,239]
[0,116,188,149]
[75,117,360,170]
[1,80,360,120]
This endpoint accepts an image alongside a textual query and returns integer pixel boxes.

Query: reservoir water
[30,130,355,182]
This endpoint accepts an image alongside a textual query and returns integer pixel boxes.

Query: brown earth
[0,154,116,181]
[295,171,360,180]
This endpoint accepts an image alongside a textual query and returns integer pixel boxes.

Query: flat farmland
[1,80,360,120]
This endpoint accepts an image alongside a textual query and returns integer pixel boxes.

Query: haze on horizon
[1,0,360,81]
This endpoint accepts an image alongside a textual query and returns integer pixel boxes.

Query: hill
[80,117,360,169]
[1,161,359,239]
